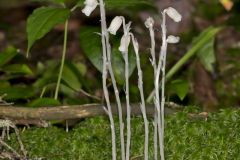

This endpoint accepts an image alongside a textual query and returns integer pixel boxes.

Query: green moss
[7,108,240,159]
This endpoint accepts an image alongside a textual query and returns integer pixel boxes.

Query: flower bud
[119,34,130,53]
[145,17,154,28]
[166,35,180,43]
[82,0,98,16]
[108,16,123,35]
[164,7,182,22]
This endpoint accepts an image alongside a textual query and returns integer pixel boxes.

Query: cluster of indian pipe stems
[81,0,182,160]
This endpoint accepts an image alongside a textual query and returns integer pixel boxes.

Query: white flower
[84,0,98,6]
[166,35,180,43]
[108,16,123,35]
[82,0,98,16]
[164,7,182,22]
[145,17,154,28]
[119,34,131,53]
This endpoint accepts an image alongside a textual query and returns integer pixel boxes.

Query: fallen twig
[0,103,182,121]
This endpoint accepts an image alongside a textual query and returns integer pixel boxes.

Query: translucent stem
[99,0,117,159]
[131,35,149,160]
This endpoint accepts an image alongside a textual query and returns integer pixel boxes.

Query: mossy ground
[6,108,240,160]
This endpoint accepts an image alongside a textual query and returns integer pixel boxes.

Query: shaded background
[0,0,240,112]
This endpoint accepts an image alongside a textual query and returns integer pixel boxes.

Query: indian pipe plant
[25,0,182,159]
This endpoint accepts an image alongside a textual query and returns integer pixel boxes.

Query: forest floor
[3,108,240,160]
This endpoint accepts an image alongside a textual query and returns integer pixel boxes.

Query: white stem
[158,11,167,160]
[108,60,126,160]
[120,20,131,160]
[130,34,149,160]
[153,117,158,160]
[99,1,117,159]
[124,50,131,160]
[146,19,158,160]
[160,40,167,160]
[105,11,126,160]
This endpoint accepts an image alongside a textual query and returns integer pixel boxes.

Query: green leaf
[147,27,222,103]
[79,26,136,84]
[74,62,87,76]
[26,7,70,56]
[166,26,222,81]
[112,46,136,85]
[168,79,189,101]
[3,64,33,75]
[62,63,82,91]
[60,83,75,96]
[34,61,59,88]
[31,0,66,3]
[197,37,216,72]
[34,61,82,94]
[28,98,61,107]
[76,0,154,9]
[79,27,103,72]
[0,46,18,67]
[0,86,35,100]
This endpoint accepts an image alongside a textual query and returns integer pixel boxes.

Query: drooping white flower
[108,16,123,35]
[82,0,98,16]
[164,7,182,22]
[84,0,98,6]
[166,35,180,43]
[145,17,154,28]
[119,34,131,53]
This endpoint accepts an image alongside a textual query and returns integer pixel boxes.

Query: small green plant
[25,0,151,101]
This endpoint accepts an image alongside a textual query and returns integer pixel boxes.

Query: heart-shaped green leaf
[26,7,70,56]
[168,79,189,101]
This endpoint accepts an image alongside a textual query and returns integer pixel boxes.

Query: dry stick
[146,17,158,160]
[131,34,149,160]
[13,126,27,157]
[99,0,117,159]
[0,139,21,158]
[0,104,182,121]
